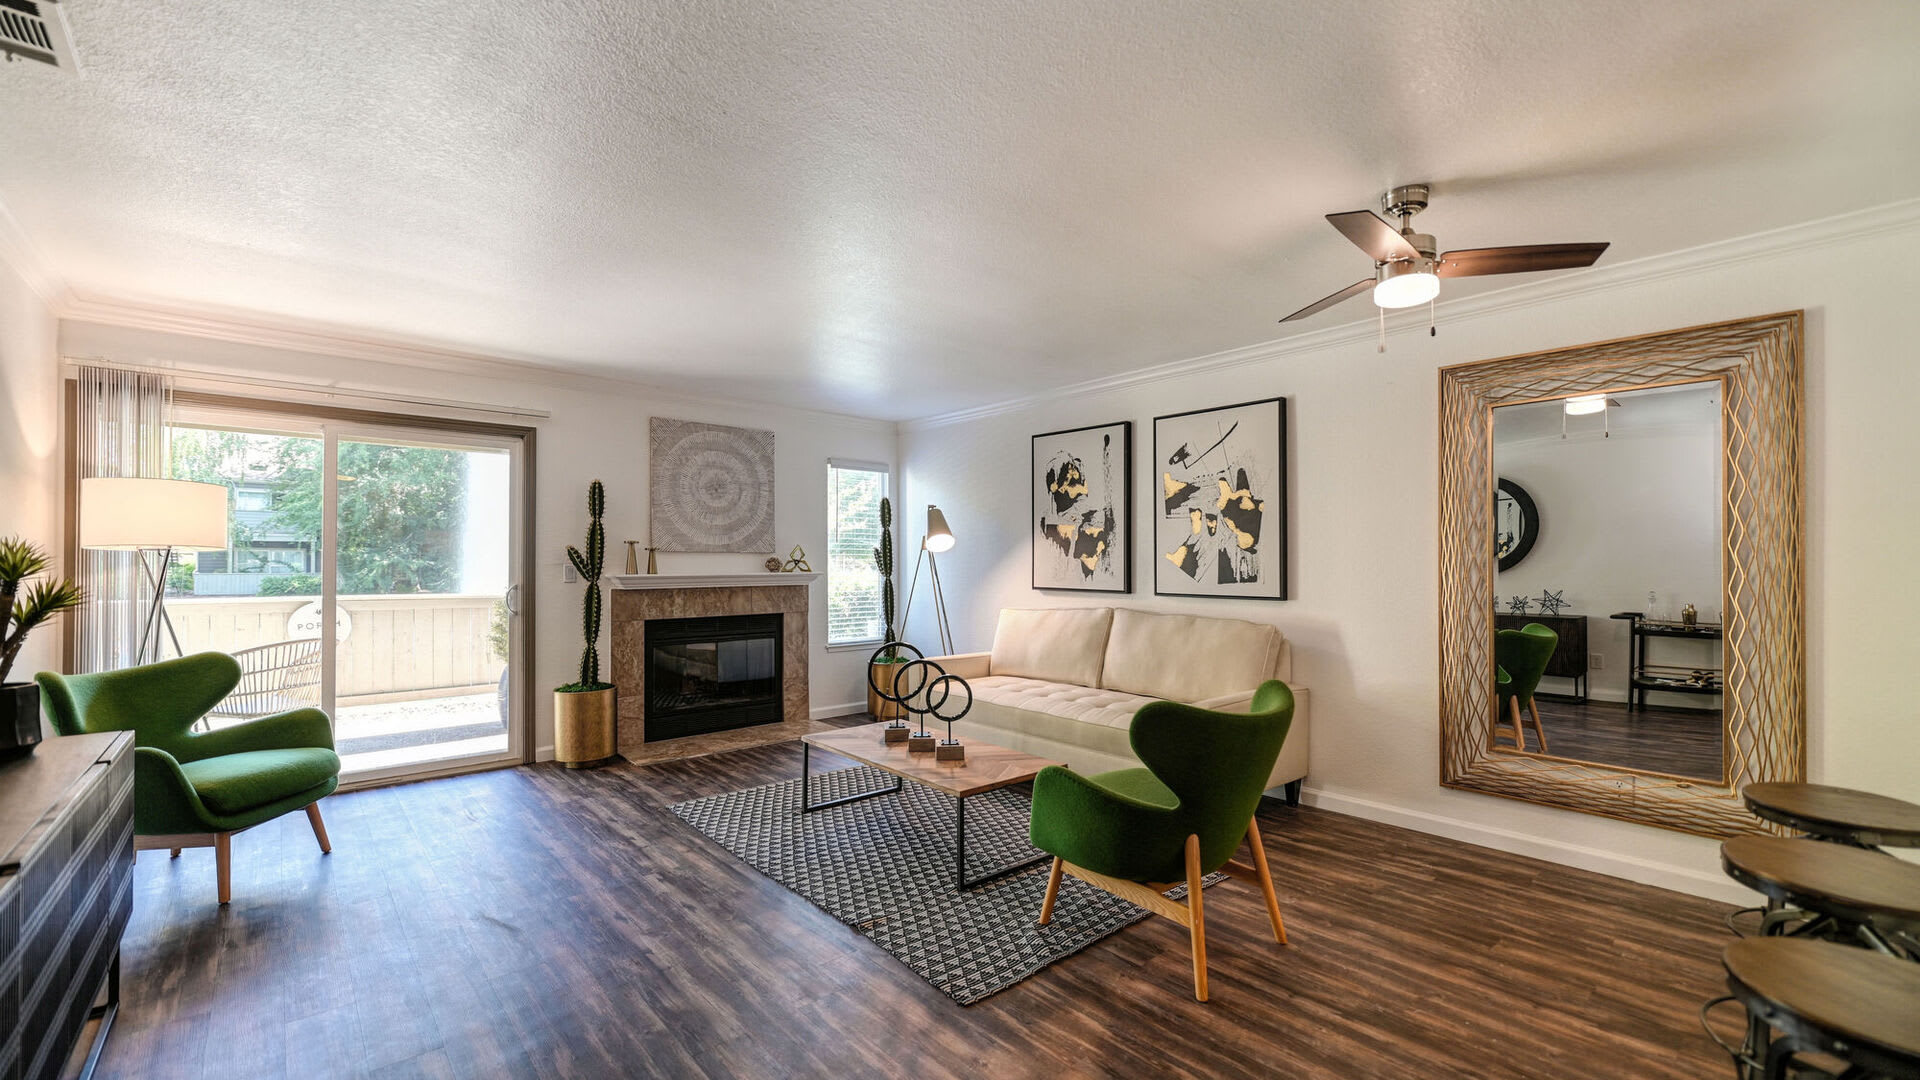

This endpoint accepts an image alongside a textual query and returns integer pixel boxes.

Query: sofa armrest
[926,651,992,680]
[1192,689,1255,713]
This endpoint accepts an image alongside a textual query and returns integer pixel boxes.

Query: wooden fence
[168,594,506,699]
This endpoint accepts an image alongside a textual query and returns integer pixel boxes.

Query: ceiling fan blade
[1326,211,1420,263]
[1280,278,1374,322]
[1436,242,1609,278]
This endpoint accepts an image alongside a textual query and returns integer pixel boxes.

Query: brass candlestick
[645,546,659,574]
[623,540,640,575]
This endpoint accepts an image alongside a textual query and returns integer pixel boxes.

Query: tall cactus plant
[563,479,610,689]
[873,496,896,657]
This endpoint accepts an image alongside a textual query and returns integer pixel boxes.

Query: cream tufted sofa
[927,607,1310,802]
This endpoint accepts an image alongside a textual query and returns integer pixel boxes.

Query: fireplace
[644,614,784,741]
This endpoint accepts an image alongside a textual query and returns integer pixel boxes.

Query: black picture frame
[1031,420,1133,593]
[1151,397,1288,600]
[1494,477,1539,572]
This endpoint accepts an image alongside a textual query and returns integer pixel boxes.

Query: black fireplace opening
[645,614,783,742]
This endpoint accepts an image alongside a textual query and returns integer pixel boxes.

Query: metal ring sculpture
[923,672,973,745]
[866,641,924,725]
[887,658,950,737]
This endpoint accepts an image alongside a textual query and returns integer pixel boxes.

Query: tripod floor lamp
[900,504,955,655]
[79,477,230,666]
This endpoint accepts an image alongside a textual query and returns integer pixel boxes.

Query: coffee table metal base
[798,741,1051,891]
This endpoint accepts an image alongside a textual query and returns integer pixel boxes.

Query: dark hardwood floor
[1532,698,1724,780]
[97,723,1743,1079]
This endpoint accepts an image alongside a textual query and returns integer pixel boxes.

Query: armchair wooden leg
[214,832,232,905]
[1527,699,1549,753]
[1507,697,1528,751]
[1038,857,1064,926]
[305,802,332,854]
[1245,818,1288,946]
[1184,834,1208,1003]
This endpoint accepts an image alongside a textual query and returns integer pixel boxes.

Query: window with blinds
[827,460,890,646]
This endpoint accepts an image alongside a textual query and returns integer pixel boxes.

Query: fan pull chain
[1377,305,1386,353]
[1429,298,1436,337]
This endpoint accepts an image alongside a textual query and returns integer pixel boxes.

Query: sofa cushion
[1099,608,1284,702]
[988,608,1113,687]
[180,748,341,816]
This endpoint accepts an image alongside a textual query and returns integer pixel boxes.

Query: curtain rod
[60,357,552,421]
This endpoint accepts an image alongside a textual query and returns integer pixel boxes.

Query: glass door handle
[505,583,522,616]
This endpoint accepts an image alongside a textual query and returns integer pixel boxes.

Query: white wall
[55,321,898,756]
[899,215,1920,901]
[1494,386,1723,704]
[0,259,62,690]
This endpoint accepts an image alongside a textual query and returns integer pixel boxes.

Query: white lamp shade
[80,477,230,551]
[924,505,955,552]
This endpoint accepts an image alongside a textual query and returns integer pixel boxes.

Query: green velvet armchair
[38,651,341,905]
[1495,623,1558,753]
[1029,680,1296,1001]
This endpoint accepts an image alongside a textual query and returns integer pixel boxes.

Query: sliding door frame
[64,383,539,789]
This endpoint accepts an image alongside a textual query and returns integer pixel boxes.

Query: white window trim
[825,460,893,648]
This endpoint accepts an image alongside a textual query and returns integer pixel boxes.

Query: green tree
[270,440,467,594]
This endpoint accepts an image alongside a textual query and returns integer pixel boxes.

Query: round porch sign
[287,601,353,642]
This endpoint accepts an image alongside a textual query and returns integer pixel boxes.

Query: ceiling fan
[1280,184,1609,333]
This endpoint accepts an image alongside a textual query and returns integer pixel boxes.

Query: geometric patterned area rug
[669,765,1216,1004]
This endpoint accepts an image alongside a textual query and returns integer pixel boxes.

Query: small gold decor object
[1681,602,1698,626]
[765,556,783,572]
[645,546,659,574]
[782,544,811,572]
[624,540,641,575]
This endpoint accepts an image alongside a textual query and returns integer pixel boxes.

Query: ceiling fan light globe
[1564,394,1609,415]
[1372,264,1439,308]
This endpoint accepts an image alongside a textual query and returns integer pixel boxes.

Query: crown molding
[0,197,68,306]
[903,197,1920,431]
[53,291,899,431]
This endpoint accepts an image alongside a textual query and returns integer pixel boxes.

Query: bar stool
[1704,938,1920,1080]
[1742,783,1920,851]
[1720,835,1920,958]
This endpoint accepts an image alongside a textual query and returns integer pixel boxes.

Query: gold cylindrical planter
[868,661,908,721]
[554,687,616,768]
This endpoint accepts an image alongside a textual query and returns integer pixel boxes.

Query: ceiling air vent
[1,0,79,70]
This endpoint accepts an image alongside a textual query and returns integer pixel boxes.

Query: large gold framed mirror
[1438,312,1804,837]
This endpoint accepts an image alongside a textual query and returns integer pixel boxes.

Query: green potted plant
[554,480,616,768]
[0,537,84,759]
[867,496,908,721]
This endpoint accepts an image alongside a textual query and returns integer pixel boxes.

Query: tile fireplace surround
[609,573,820,763]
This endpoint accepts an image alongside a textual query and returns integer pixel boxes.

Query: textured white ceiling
[4,0,1918,419]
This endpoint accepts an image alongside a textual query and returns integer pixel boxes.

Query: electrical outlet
[1589,653,1604,670]
[563,563,577,584]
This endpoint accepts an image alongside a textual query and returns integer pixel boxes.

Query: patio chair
[209,638,323,722]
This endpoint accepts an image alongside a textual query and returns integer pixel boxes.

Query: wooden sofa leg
[306,802,333,854]
[170,848,182,858]
[1038,857,1063,926]
[215,832,232,905]
[1185,834,1208,1002]
[1246,818,1288,946]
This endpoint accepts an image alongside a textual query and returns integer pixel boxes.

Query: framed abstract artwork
[1153,397,1287,600]
[1032,421,1132,593]
[649,417,777,552]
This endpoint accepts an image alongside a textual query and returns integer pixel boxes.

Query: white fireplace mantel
[609,572,819,590]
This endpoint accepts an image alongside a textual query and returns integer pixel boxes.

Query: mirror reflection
[1490,381,1725,781]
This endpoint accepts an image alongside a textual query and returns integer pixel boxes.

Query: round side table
[1712,938,1920,1080]
[1742,783,1920,850]
[1721,835,1920,957]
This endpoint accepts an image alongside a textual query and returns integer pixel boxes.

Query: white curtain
[74,365,171,673]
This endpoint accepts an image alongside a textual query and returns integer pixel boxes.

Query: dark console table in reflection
[1494,613,1588,702]
[1609,612,1723,710]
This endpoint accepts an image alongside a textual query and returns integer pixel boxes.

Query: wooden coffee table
[800,722,1063,891]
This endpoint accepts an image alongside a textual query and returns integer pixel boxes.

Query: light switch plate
[1590,653,1604,670]
[563,563,577,583]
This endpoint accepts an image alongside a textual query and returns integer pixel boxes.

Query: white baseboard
[1299,787,1757,905]
[534,744,554,762]
[810,701,868,720]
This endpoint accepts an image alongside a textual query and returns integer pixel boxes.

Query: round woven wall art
[648,418,776,552]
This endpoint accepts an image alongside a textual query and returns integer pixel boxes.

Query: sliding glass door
[167,406,527,784]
